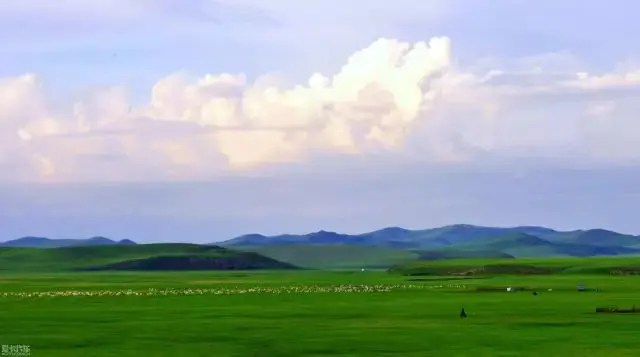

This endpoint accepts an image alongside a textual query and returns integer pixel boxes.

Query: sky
[2,0,640,242]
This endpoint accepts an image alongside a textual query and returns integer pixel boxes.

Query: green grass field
[2,257,640,357]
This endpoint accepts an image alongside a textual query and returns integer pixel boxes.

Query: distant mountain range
[220,225,640,260]
[4,225,640,264]
[222,225,640,248]
[0,236,136,248]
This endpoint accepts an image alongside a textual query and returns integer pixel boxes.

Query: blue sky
[1,0,640,242]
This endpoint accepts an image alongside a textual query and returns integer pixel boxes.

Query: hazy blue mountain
[0,236,137,248]
[220,224,640,260]
[548,229,640,247]
[420,233,640,259]
[219,224,561,249]
[7,224,639,259]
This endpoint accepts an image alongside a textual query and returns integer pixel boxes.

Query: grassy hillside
[0,244,298,272]
[389,255,640,276]
[238,244,419,269]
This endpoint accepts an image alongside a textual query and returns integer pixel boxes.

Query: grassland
[2,257,640,356]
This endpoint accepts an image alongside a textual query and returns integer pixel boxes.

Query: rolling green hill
[0,244,298,272]
[238,244,419,269]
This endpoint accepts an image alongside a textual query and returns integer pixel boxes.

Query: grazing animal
[460,307,467,318]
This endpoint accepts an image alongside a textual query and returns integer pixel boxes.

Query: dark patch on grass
[608,267,640,275]
[406,277,485,282]
[595,307,640,314]
[475,286,529,292]
[518,321,581,327]
[391,263,560,276]
[80,255,299,271]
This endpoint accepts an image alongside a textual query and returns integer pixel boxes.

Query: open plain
[2,257,640,356]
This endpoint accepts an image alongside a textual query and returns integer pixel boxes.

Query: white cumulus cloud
[1,36,640,182]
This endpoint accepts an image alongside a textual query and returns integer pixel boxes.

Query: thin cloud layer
[2,36,640,182]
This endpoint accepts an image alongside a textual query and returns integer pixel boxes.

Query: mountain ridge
[219,225,640,263]
[5,225,640,263]
[221,225,640,249]
[0,236,137,248]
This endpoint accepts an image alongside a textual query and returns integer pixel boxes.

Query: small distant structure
[361,268,365,272]
[460,307,467,318]
[577,283,586,292]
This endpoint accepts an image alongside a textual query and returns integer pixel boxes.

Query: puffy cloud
[2,36,640,182]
